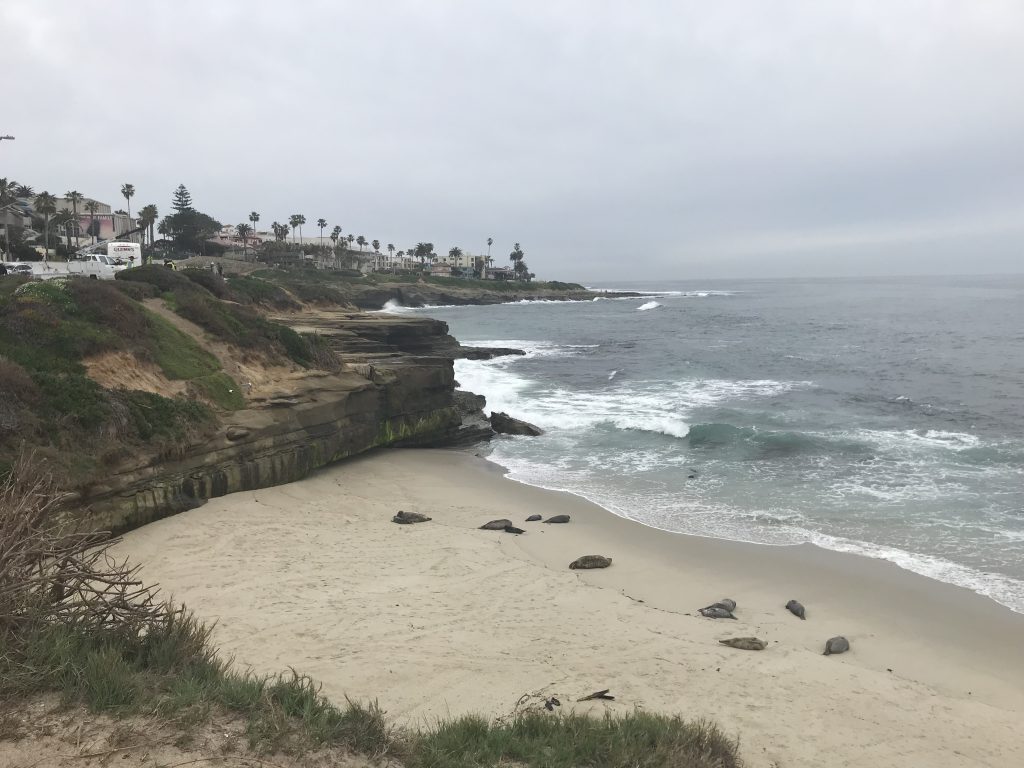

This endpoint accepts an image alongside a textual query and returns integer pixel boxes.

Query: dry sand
[117,448,1024,768]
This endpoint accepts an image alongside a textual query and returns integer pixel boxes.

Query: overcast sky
[2,1,1022,280]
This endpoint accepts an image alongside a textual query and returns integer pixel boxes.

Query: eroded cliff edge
[74,311,499,534]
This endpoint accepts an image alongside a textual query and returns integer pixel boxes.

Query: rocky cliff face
[76,313,496,534]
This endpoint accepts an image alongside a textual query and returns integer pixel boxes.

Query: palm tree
[236,222,253,257]
[249,211,260,239]
[84,199,100,243]
[371,239,380,253]
[296,214,306,245]
[64,190,84,246]
[54,208,74,253]
[0,178,16,206]
[289,214,301,244]
[330,225,342,249]
[449,246,463,262]
[33,191,57,260]
[13,184,34,198]
[317,218,328,247]
[356,235,366,251]
[138,204,158,248]
[347,234,355,248]
[487,236,493,260]
[120,183,135,223]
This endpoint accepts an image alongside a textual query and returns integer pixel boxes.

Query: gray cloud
[2,0,1022,280]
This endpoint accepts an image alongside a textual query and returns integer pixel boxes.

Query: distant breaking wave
[637,301,661,311]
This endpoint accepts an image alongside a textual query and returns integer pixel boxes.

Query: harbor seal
[699,606,737,619]
[503,525,526,534]
[719,637,767,651]
[823,636,850,656]
[701,599,737,613]
[480,519,514,530]
[569,555,612,569]
[785,599,806,619]
[392,511,431,524]
[525,514,542,522]
[543,514,571,524]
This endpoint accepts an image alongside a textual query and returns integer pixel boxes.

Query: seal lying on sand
[480,518,513,530]
[823,636,850,655]
[719,637,767,651]
[699,606,737,619]
[392,511,431,524]
[544,514,571,524]
[701,599,737,613]
[503,525,526,534]
[525,514,542,522]
[569,555,612,569]
[786,599,806,619]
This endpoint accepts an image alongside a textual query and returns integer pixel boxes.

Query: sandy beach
[118,448,1024,768]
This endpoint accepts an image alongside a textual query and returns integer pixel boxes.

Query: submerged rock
[490,412,544,436]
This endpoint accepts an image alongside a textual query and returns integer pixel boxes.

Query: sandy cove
[118,448,1024,768]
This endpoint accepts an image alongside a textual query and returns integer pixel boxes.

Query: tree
[509,242,529,280]
[249,211,260,238]
[317,218,328,247]
[414,242,434,266]
[236,222,253,256]
[347,234,355,246]
[159,185,221,254]
[449,246,463,262]
[371,239,380,253]
[487,236,493,260]
[330,225,342,248]
[356,235,366,251]
[13,184,34,198]
[33,191,57,260]
[0,178,16,206]
[54,208,74,253]
[84,199,100,243]
[289,215,301,243]
[138,204,158,248]
[271,221,287,241]
[64,190,84,246]
[120,183,135,226]
[172,184,193,213]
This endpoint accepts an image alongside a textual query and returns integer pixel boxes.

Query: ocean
[390,275,1024,613]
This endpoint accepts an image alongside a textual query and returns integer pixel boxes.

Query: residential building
[430,262,453,277]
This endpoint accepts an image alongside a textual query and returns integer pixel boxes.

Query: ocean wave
[484,448,1024,613]
[685,422,872,457]
[637,301,661,311]
[587,288,737,297]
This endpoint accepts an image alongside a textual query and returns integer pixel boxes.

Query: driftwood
[577,689,615,702]
[0,451,168,638]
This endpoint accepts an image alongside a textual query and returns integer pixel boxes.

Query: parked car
[4,263,33,276]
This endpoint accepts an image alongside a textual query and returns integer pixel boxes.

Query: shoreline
[119,447,1024,768]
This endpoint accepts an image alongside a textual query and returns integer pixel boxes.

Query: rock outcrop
[73,313,503,534]
[490,412,544,436]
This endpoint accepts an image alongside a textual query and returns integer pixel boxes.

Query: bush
[181,268,229,298]
[111,280,160,301]
[226,276,300,310]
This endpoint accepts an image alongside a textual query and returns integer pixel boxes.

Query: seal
[823,636,850,656]
[480,519,513,530]
[569,555,612,569]
[719,637,767,651]
[503,525,526,534]
[785,599,806,619]
[543,514,571,524]
[701,599,737,613]
[525,514,542,522]
[392,511,431,524]
[699,606,737,619]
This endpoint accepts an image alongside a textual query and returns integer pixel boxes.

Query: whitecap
[637,301,661,311]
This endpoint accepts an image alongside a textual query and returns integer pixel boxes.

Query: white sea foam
[485,446,1024,613]
[377,299,412,314]
[637,301,661,311]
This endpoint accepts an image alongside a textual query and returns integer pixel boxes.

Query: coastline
[119,447,1024,768]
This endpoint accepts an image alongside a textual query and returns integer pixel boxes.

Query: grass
[189,372,246,411]
[1,618,742,765]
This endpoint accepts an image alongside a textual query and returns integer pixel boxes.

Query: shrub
[226,276,300,310]
[181,268,229,298]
